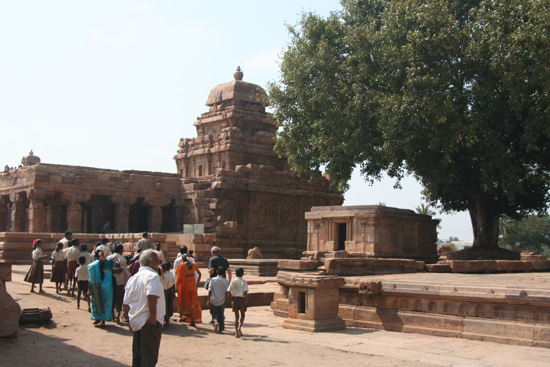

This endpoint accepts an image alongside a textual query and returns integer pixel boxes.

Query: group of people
[24,231,249,366]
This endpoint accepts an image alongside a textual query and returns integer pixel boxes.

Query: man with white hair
[123,249,166,367]
[207,246,232,282]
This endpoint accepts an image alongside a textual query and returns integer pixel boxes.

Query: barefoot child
[228,267,248,338]
[75,256,90,311]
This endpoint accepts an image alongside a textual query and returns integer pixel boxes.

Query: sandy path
[2,268,550,367]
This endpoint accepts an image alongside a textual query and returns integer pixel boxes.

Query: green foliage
[415,203,436,216]
[500,215,550,256]
[269,0,550,251]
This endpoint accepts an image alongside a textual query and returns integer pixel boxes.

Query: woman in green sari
[88,249,114,327]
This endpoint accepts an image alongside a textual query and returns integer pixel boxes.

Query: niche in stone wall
[161,199,180,233]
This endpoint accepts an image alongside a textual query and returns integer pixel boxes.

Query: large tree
[269,0,550,257]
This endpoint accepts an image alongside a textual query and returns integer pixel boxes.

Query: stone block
[425,263,451,272]
[372,258,418,274]
[445,260,497,273]
[0,280,21,337]
[278,260,317,271]
[534,325,550,348]
[343,306,463,338]
[283,317,346,332]
[0,263,12,282]
[462,318,534,345]
[324,258,374,276]
[495,260,534,272]
[531,260,550,271]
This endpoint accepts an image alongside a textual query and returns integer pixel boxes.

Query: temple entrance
[79,195,115,233]
[129,197,149,233]
[337,222,347,251]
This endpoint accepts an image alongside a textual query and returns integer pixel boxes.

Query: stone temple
[0,69,343,260]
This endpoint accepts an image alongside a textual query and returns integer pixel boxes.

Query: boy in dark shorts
[75,256,90,312]
[228,267,248,338]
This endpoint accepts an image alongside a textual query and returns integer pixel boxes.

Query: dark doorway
[89,195,115,233]
[49,192,68,233]
[161,200,179,232]
[298,291,306,314]
[81,202,92,233]
[129,197,149,233]
[338,223,347,251]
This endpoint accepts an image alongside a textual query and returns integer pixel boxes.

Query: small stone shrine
[278,272,346,332]
[304,205,439,263]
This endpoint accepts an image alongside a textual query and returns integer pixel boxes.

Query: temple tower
[174,67,289,178]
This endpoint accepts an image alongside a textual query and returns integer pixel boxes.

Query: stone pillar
[11,193,28,232]
[278,272,346,332]
[28,198,48,233]
[115,204,129,233]
[148,206,162,233]
[66,201,83,233]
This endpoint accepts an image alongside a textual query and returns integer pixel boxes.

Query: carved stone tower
[174,67,289,177]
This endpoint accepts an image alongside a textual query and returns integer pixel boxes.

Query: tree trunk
[468,192,500,251]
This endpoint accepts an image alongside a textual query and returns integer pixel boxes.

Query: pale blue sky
[0,1,473,241]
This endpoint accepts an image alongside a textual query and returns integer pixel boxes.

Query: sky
[0,1,473,241]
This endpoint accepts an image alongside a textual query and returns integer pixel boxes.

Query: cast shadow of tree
[0,328,131,366]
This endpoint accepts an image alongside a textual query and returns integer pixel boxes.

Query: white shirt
[209,275,229,306]
[173,255,183,276]
[59,237,70,249]
[64,246,81,262]
[160,271,176,290]
[76,264,89,281]
[228,277,248,298]
[51,250,64,262]
[123,266,166,332]
[80,251,94,266]
[32,247,44,260]
[96,244,111,257]
[108,253,129,286]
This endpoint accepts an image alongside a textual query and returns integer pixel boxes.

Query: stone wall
[0,164,183,234]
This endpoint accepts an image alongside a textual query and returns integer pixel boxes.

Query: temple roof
[21,150,41,166]
[205,67,268,107]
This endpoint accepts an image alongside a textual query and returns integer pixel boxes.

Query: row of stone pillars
[1,192,183,234]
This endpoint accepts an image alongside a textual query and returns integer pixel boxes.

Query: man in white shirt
[123,249,165,367]
[59,230,72,249]
[97,237,112,257]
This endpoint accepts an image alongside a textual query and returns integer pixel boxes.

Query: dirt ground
[2,267,550,367]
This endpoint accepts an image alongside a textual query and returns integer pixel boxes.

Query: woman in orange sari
[176,254,202,327]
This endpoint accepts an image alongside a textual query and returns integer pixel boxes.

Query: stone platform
[273,272,550,348]
[228,259,279,276]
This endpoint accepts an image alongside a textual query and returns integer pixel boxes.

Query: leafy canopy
[269,0,550,221]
